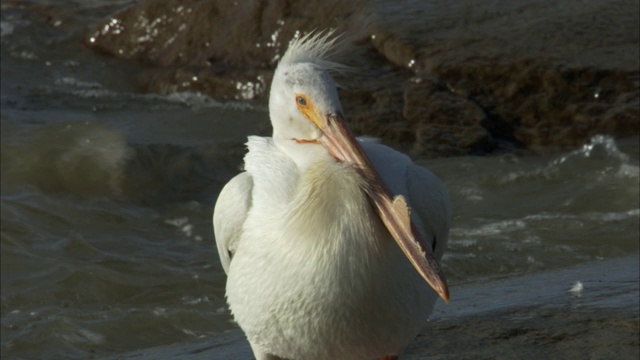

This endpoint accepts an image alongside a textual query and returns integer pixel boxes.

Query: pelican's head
[269,32,347,169]
[268,31,450,302]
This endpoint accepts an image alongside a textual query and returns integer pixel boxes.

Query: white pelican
[213,31,451,360]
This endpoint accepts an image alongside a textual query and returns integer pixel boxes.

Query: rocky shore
[85,0,639,157]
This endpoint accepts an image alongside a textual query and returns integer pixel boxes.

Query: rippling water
[1,1,638,359]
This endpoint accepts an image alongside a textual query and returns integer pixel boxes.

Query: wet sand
[105,256,639,359]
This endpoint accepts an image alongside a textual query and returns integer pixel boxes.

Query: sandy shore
[104,255,639,359]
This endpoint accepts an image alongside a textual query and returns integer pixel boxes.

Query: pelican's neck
[273,133,334,172]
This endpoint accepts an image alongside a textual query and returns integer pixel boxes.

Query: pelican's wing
[405,164,452,258]
[361,141,452,257]
[213,172,253,274]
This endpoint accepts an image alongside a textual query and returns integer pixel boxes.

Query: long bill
[319,112,450,302]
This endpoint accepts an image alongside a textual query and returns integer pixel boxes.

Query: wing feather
[406,164,452,258]
[361,141,451,258]
[213,172,253,274]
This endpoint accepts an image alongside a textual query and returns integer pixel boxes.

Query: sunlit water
[1,1,638,359]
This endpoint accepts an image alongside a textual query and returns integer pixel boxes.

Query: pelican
[213,31,451,360]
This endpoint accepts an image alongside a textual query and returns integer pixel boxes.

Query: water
[1,1,638,359]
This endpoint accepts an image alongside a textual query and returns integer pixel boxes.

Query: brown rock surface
[85,0,640,156]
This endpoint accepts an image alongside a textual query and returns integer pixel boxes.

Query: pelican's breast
[227,140,433,359]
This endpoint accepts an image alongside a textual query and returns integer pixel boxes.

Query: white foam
[62,328,106,345]
[452,219,527,237]
[568,281,583,297]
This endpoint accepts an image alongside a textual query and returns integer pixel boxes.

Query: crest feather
[279,30,349,73]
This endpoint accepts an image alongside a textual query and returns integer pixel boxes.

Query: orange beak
[300,97,449,302]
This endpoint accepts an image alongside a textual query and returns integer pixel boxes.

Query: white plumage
[214,31,451,360]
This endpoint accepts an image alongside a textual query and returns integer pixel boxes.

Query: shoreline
[105,255,639,359]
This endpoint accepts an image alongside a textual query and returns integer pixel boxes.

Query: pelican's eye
[296,95,307,106]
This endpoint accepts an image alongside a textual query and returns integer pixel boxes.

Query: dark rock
[85,0,363,100]
[404,79,496,155]
[84,0,640,157]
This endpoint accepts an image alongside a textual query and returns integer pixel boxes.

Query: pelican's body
[214,32,451,360]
